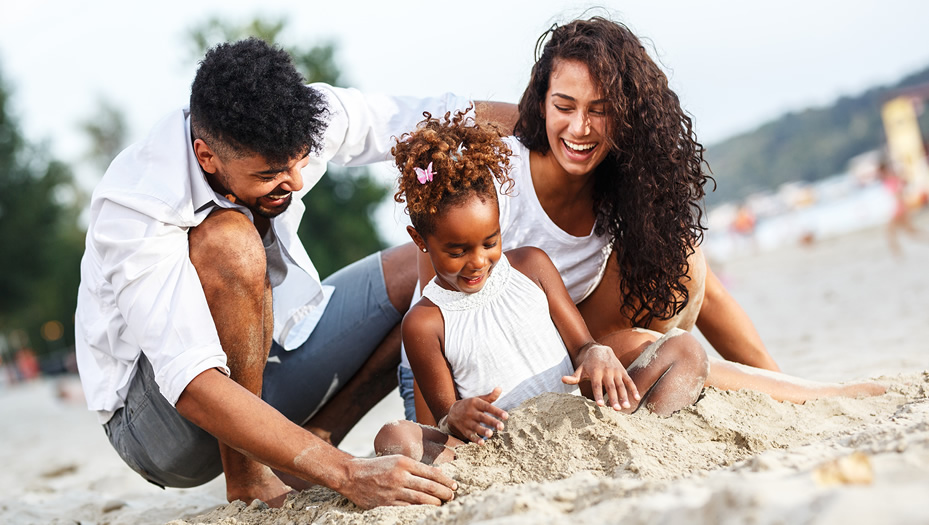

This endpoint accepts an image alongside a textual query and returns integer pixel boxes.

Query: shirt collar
[185,110,229,215]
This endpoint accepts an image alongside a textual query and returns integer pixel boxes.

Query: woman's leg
[600,328,708,416]
[603,328,884,403]
[706,358,885,402]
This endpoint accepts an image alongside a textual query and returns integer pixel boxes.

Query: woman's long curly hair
[393,109,513,237]
[515,17,714,327]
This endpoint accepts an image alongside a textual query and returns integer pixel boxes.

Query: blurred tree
[80,97,129,172]
[187,17,389,277]
[0,64,84,358]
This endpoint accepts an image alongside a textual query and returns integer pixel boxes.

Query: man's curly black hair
[189,37,329,166]
[515,17,714,327]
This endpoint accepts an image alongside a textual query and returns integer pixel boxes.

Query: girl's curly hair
[515,17,714,327]
[393,109,514,237]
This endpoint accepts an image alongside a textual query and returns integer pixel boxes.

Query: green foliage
[80,97,129,171]
[705,65,929,206]
[301,170,390,278]
[188,16,389,278]
[0,65,84,356]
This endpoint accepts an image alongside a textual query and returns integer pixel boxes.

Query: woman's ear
[407,226,428,253]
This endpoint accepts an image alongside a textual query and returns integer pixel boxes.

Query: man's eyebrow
[256,167,286,176]
[255,152,310,175]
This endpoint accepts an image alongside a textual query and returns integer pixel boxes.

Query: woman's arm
[696,264,780,371]
[472,101,518,135]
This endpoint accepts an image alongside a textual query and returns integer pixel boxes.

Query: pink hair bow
[414,162,434,184]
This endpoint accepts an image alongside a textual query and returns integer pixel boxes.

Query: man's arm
[311,84,517,168]
[695,264,780,371]
[176,368,458,509]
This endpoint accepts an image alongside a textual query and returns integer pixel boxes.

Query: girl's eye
[448,251,465,258]
[590,108,606,116]
[554,105,572,113]
[484,241,498,249]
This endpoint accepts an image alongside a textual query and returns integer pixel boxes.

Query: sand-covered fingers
[343,456,457,509]
[565,344,640,410]
[447,388,508,443]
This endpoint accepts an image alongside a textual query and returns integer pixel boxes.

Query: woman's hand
[563,343,640,410]
[446,387,508,443]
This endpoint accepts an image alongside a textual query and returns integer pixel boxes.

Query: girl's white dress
[421,253,579,412]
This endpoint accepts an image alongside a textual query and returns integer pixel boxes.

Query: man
[75,37,513,508]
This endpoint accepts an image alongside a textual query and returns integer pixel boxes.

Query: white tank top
[498,136,613,304]
[421,253,578,412]
[399,137,613,370]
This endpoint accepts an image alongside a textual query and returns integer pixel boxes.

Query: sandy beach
[2,211,928,525]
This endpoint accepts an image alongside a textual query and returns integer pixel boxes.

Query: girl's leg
[374,420,462,465]
[600,328,709,416]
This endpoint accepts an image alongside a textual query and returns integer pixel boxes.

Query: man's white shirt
[75,84,469,423]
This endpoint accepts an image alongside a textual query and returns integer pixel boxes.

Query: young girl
[374,110,709,464]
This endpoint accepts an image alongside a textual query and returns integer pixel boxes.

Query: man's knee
[189,209,266,287]
[380,242,419,313]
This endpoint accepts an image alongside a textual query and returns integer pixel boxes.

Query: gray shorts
[103,251,401,488]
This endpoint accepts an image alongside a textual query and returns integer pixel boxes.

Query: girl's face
[415,194,502,294]
[542,59,611,178]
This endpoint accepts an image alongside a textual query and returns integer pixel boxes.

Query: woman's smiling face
[542,59,612,178]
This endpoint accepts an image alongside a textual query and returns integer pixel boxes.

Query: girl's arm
[403,303,507,442]
[507,247,639,410]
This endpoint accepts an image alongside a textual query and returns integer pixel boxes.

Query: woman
[402,17,882,423]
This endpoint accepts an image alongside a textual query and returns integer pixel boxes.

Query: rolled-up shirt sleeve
[93,198,229,406]
[311,83,471,168]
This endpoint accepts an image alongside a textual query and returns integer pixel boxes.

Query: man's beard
[235,191,293,219]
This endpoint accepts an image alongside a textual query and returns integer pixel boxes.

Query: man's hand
[447,387,508,443]
[563,344,640,410]
[341,455,458,509]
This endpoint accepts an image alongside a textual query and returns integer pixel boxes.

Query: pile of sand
[173,370,929,524]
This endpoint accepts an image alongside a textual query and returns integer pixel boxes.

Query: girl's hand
[446,387,508,443]
[563,343,640,410]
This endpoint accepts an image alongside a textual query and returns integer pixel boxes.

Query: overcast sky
[3,1,928,157]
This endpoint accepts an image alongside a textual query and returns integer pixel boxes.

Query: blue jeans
[397,364,417,421]
[104,252,400,488]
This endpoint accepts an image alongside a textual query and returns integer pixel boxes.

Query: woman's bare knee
[628,328,708,415]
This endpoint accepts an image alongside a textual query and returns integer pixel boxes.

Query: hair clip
[415,162,434,184]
